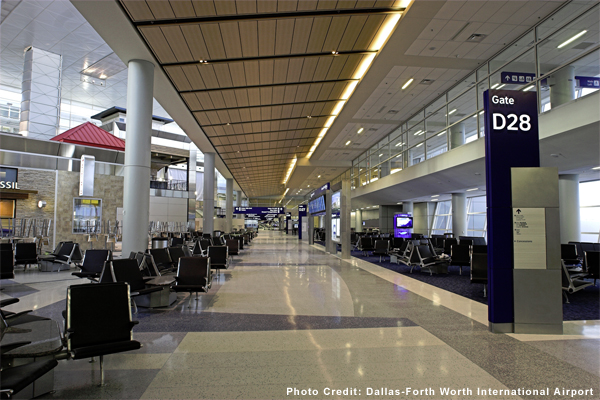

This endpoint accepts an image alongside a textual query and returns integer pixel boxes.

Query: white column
[122,59,154,255]
[187,148,197,231]
[550,66,575,108]
[558,174,580,243]
[341,178,351,259]
[402,201,413,215]
[203,152,215,234]
[451,193,467,238]
[355,209,362,232]
[449,122,465,150]
[226,178,233,233]
[236,190,242,219]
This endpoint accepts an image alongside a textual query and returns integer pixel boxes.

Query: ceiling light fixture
[448,109,457,115]
[431,195,439,197]
[282,157,297,185]
[402,78,414,90]
[345,140,351,146]
[416,143,423,147]
[324,116,336,128]
[592,166,600,170]
[332,101,345,116]
[523,85,535,92]
[437,130,446,137]
[341,81,358,100]
[413,130,423,136]
[466,188,478,192]
[391,168,402,174]
[557,30,587,48]
[371,13,401,50]
[353,54,376,80]
[491,83,500,89]
[497,84,506,89]
[317,175,321,178]
[357,127,364,134]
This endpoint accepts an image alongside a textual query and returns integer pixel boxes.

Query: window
[0,199,15,218]
[431,201,452,236]
[73,198,102,234]
[467,196,487,239]
[580,180,600,242]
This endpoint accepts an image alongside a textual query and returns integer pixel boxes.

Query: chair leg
[188,293,194,308]
[132,299,138,314]
[483,285,487,298]
[98,355,106,387]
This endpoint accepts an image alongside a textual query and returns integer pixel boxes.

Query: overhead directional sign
[501,72,535,84]
[575,76,600,88]
[234,207,283,215]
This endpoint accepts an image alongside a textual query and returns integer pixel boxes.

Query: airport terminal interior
[0,0,599,399]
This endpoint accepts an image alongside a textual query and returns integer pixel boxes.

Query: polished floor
[1,231,599,399]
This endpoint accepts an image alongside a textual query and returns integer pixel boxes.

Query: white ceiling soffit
[70,0,241,191]
[293,0,566,190]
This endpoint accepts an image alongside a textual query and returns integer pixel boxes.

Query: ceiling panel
[120,0,406,196]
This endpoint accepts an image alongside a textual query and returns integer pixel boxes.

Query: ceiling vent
[572,41,595,50]
[387,110,399,114]
[466,33,487,42]
[368,128,378,131]
[377,106,387,114]
[419,79,435,85]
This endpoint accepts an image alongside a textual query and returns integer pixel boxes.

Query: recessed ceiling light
[491,83,500,89]
[448,109,457,115]
[402,78,414,90]
[345,140,351,146]
[431,195,439,197]
[357,128,364,134]
[557,30,587,48]
[317,175,321,178]
[466,188,478,191]
[496,84,506,89]
[523,85,535,92]
[592,166,600,170]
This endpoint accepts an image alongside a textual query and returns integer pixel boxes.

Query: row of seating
[560,243,599,303]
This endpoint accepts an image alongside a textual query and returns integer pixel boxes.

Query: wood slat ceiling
[120,0,403,197]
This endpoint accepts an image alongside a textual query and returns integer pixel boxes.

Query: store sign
[0,167,19,189]
[79,155,95,196]
[575,76,600,88]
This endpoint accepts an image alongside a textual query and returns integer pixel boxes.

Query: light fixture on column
[37,200,47,208]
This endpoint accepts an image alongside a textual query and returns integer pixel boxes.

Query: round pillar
[122,59,154,255]
[451,193,467,237]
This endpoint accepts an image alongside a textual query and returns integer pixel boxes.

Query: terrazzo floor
[1,231,599,400]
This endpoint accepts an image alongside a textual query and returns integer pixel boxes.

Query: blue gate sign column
[484,89,539,333]
[298,205,307,239]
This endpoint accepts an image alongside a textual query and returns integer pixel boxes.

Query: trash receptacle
[151,237,168,249]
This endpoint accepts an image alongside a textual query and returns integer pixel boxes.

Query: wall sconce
[37,200,47,208]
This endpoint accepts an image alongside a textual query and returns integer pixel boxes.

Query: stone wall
[54,171,124,251]
[14,169,57,251]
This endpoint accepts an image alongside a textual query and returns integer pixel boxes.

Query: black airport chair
[0,297,49,327]
[450,244,471,275]
[585,251,599,285]
[200,239,212,254]
[148,248,175,272]
[14,243,38,269]
[171,237,184,247]
[412,245,448,275]
[173,257,210,308]
[0,358,59,399]
[72,249,112,282]
[208,246,229,275]
[561,244,581,266]
[226,239,239,258]
[561,261,593,303]
[109,259,163,313]
[472,245,488,254]
[470,253,488,297]
[372,240,389,262]
[65,282,141,386]
[192,240,203,256]
[0,250,14,280]
[443,238,457,255]
[168,246,186,267]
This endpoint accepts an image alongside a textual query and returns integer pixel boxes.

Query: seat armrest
[5,310,33,320]
[0,298,19,308]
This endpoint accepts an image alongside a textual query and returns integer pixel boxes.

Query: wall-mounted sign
[575,76,600,88]
[501,72,535,84]
[512,208,547,269]
[309,183,330,199]
[79,155,95,196]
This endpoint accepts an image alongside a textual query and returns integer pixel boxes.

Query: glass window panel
[379,143,390,162]
[407,121,425,147]
[541,49,599,112]
[370,152,380,169]
[425,96,446,116]
[467,230,486,238]
[390,133,406,155]
[469,196,487,213]
[448,73,476,101]
[580,180,600,207]
[380,159,390,178]
[409,142,425,166]
[378,136,388,149]
[449,114,478,150]
[437,200,451,215]
[490,31,535,73]
[369,165,380,183]
[477,64,489,81]
[478,110,486,137]
[580,207,600,233]
[490,48,536,91]
[580,233,599,242]
[389,126,403,141]
[73,198,102,234]
[369,143,379,154]
[538,8,599,77]
[477,79,489,109]
[468,215,487,230]
[407,111,424,129]
[426,132,448,159]
[448,87,476,126]
[434,216,448,230]
[425,107,446,138]
[390,154,403,174]
[537,2,598,40]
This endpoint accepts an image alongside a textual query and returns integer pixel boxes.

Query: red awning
[51,122,125,151]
